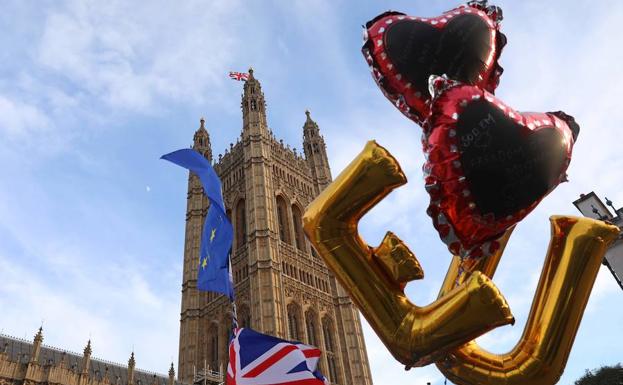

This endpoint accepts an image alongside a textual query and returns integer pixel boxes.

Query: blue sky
[1,0,622,384]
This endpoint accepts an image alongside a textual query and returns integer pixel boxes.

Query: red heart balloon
[423,77,579,260]
[362,3,506,126]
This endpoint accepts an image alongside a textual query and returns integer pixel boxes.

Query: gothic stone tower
[177,69,373,385]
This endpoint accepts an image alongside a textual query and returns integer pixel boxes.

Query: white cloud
[0,238,179,373]
[37,0,244,112]
[0,95,51,139]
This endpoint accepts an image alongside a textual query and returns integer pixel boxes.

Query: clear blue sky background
[1,1,622,384]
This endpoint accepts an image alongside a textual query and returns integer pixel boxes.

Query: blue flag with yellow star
[162,149,234,300]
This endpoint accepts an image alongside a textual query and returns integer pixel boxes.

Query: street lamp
[573,192,623,291]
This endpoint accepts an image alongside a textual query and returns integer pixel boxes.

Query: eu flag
[162,149,234,300]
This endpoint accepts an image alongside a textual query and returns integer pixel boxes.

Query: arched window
[208,324,219,369]
[236,199,246,248]
[305,310,318,347]
[323,320,334,351]
[239,305,251,329]
[323,317,339,384]
[276,196,291,244]
[287,303,301,341]
[291,205,306,251]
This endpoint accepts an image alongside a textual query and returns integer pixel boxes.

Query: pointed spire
[193,117,212,161]
[241,68,268,138]
[34,327,43,343]
[302,109,331,191]
[31,326,44,363]
[303,110,321,141]
[128,351,136,385]
[82,339,92,374]
[84,340,92,356]
[167,363,175,385]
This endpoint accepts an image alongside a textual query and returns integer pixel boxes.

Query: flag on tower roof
[229,71,249,81]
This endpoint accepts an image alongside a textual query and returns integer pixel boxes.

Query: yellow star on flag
[210,228,217,242]
[201,257,208,269]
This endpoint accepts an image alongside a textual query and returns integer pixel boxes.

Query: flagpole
[229,254,239,330]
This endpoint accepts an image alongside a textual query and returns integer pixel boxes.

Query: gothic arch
[291,203,306,251]
[322,316,340,384]
[207,323,219,370]
[287,302,303,341]
[235,199,246,248]
[226,208,232,222]
[305,308,319,347]
[276,195,291,244]
[238,304,251,329]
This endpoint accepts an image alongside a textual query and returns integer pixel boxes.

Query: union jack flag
[227,328,329,385]
[229,71,249,81]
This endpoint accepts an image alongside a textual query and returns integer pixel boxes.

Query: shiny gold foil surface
[374,231,424,284]
[303,140,619,385]
[303,141,514,368]
[437,216,619,385]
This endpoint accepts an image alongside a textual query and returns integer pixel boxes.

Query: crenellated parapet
[0,330,186,385]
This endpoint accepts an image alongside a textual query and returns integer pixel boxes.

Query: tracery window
[208,324,219,369]
[236,199,246,248]
[292,205,305,251]
[323,317,339,384]
[276,196,291,244]
[305,310,318,346]
[287,303,301,341]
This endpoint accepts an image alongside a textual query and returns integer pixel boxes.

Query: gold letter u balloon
[303,141,619,385]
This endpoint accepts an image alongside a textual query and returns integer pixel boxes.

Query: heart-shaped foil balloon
[423,76,579,260]
[362,2,506,126]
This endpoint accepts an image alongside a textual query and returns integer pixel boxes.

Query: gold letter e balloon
[303,141,619,385]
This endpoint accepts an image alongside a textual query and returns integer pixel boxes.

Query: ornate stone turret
[167,363,175,385]
[193,117,212,161]
[241,68,269,138]
[127,352,136,385]
[302,110,332,193]
[31,327,44,364]
[81,340,92,375]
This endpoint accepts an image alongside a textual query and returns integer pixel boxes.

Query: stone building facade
[177,69,373,385]
[0,329,212,385]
